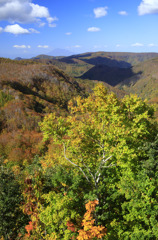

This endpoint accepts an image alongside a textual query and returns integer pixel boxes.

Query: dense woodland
[0,52,158,239]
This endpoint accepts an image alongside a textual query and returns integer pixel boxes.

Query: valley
[33,51,158,117]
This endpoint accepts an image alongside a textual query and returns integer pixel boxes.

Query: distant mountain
[14,57,23,60]
[50,51,158,86]
[61,52,131,68]
[62,51,158,66]
[32,54,58,60]
[29,51,158,104]
[2,52,158,117]
[0,57,126,114]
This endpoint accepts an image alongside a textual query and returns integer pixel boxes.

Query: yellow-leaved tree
[40,83,157,239]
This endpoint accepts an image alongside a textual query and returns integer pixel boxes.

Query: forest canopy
[0,83,158,239]
[39,83,158,239]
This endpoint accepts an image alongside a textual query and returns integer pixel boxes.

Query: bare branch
[83,162,96,183]
[102,163,117,168]
[95,155,112,180]
[102,155,112,164]
[63,144,90,183]
[96,173,101,184]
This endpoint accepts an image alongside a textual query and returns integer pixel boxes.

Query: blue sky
[1,0,158,58]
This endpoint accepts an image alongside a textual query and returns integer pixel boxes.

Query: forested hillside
[34,52,158,119]
[40,51,158,118]
[0,54,158,239]
[33,51,158,79]
[116,57,158,119]
[0,58,85,164]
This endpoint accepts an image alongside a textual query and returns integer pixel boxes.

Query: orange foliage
[25,221,34,237]
[77,200,107,240]
[22,175,42,238]
[66,221,76,233]
[0,130,42,164]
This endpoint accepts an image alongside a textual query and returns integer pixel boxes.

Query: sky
[1,0,158,58]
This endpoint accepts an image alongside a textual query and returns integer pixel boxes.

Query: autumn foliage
[77,200,107,240]
[0,58,158,240]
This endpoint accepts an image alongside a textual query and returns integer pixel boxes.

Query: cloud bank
[0,0,58,26]
[138,0,158,15]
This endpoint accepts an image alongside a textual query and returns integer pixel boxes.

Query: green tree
[113,135,158,240]
[0,165,28,239]
[40,83,155,195]
[39,166,90,239]
[40,83,157,238]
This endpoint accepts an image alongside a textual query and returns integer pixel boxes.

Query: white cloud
[3,24,39,34]
[4,24,29,34]
[29,28,40,33]
[49,23,57,28]
[87,27,101,32]
[0,26,3,32]
[93,6,108,18]
[47,16,58,27]
[65,32,72,35]
[0,0,58,27]
[73,45,81,48]
[39,22,46,27]
[13,45,31,48]
[37,45,49,48]
[148,43,156,47]
[30,2,49,19]
[131,43,144,47]
[118,11,128,15]
[47,16,58,23]
[93,45,101,49]
[138,0,158,15]
[116,44,121,47]
[93,45,107,49]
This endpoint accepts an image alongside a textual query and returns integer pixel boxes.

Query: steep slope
[0,59,82,112]
[0,59,83,163]
[117,57,158,100]
[0,58,126,164]
[79,65,135,86]
[116,57,158,119]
